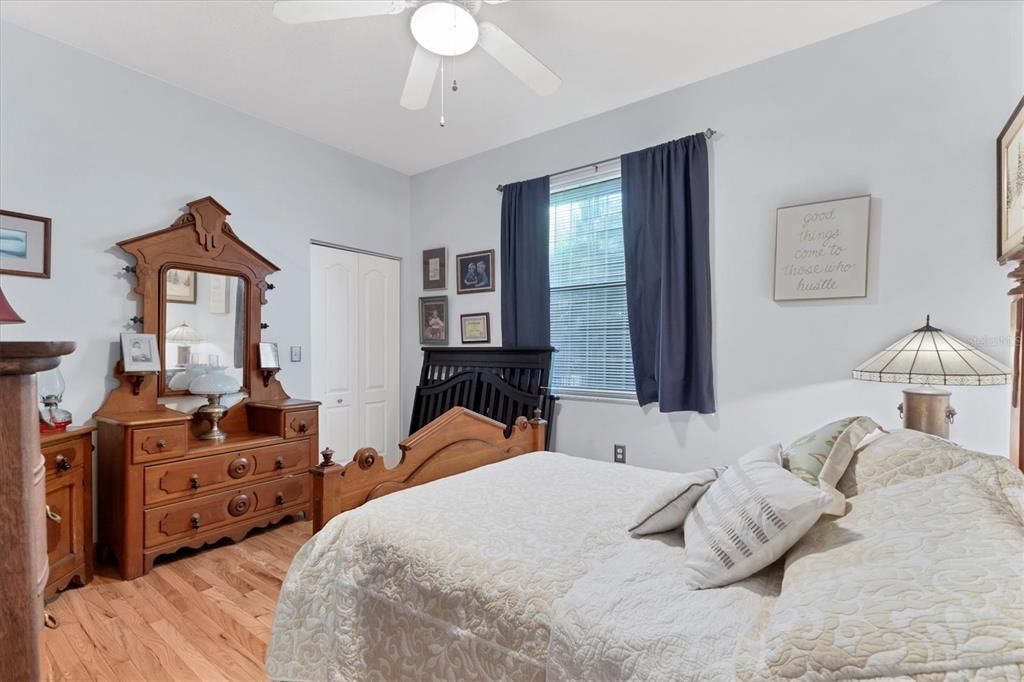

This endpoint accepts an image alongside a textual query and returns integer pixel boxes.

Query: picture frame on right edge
[773,195,871,302]
[419,295,449,346]
[120,333,162,373]
[422,247,447,290]
[997,95,1024,263]
[460,313,491,344]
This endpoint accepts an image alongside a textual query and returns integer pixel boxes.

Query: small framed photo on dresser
[120,333,161,373]
[456,249,495,294]
[422,247,447,290]
[460,313,491,344]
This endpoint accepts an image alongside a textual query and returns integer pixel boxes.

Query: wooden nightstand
[40,425,95,597]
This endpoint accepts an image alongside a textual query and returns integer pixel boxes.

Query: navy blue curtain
[621,134,714,413]
[500,176,551,347]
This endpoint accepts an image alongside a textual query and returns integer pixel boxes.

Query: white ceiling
[0,0,932,175]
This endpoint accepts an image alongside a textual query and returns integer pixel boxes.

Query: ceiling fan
[272,0,561,113]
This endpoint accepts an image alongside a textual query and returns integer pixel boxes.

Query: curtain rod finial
[704,128,717,139]
[496,184,504,192]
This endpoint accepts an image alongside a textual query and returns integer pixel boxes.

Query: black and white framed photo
[165,267,196,304]
[259,342,281,369]
[0,209,51,278]
[460,312,491,344]
[456,249,495,294]
[422,247,447,290]
[419,295,449,345]
[773,195,871,301]
[121,332,162,373]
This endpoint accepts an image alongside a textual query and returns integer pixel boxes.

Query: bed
[267,408,1024,681]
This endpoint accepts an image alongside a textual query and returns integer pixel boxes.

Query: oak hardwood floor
[42,519,311,681]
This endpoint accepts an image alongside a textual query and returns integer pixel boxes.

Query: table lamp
[167,322,202,366]
[853,316,1010,438]
[188,367,240,441]
[0,285,24,324]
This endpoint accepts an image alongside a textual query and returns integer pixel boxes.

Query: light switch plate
[290,345,302,362]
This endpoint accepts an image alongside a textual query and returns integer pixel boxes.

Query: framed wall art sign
[456,249,495,294]
[460,313,491,344]
[997,95,1024,263]
[773,195,871,301]
[0,209,51,278]
[422,247,447,290]
[419,295,449,345]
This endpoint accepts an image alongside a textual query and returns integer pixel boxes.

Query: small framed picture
[419,295,449,346]
[456,249,495,294]
[165,268,196,304]
[121,333,162,373]
[997,95,1024,263]
[0,209,51,278]
[259,342,281,369]
[422,247,447,290]
[460,313,491,344]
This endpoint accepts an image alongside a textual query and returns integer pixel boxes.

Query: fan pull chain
[439,56,446,127]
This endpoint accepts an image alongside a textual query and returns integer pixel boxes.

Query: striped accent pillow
[682,444,831,589]
[629,467,726,536]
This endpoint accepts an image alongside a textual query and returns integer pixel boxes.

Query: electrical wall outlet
[290,345,302,362]
[613,444,626,463]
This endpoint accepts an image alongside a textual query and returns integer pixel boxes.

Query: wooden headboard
[310,407,546,532]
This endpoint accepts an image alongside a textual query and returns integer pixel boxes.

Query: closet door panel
[358,255,400,458]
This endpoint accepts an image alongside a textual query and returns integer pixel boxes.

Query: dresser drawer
[144,474,310,548]
[144,440,310,505]
[284,409,318,439]
[42,436,87,479]
[132,424,189,464]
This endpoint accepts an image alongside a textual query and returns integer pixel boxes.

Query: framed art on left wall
[0,209,51,278]
[997,95,1024,263]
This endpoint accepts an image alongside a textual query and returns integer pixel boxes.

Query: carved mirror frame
[117,197,286,403]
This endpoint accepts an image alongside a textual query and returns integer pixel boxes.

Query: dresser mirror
[161,267,248,397]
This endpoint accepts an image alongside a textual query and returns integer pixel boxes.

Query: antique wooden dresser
[94,197,320,579]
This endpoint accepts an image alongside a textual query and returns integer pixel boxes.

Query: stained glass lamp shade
[853,317,1010,386]
[167,322,202,344]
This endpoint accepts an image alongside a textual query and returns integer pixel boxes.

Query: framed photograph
[460,313,491,344]
[0,209,51,278]
[456,249,495,294]
[121,333,162,373]
[165,268,196,304]
[209,274,231,313]
[422,247,447,290]
[419,295,449,346]
[773,195,871,301]
[259,342,281,369]
[997,95,1024,263]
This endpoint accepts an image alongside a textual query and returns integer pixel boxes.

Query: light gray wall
[407,0,1024,469]
[0,21,413,428]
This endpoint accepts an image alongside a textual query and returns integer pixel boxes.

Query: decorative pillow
[629,467,725,536]
[783,416,882,516]
[682,444,831,589]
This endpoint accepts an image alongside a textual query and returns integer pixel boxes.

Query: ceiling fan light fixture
[410,1,479,57]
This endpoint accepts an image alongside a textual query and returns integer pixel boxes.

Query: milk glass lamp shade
[853,317,1010,386]
[188,368,241,396]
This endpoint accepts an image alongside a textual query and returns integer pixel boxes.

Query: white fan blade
[477,21,560,96]
[273,1,409,24]
[400,45,440,110]
[483,1,509,4]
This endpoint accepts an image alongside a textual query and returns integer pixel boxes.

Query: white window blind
[549,168,635,395]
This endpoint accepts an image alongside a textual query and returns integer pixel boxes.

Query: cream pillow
[629,467,725,536]
[783,416,882,515]
[682,444,831,589]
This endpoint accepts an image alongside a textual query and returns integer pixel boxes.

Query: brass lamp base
[898,386,956,438]
[197,394,229,441]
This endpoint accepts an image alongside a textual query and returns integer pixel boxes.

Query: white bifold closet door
[310,244,400,461]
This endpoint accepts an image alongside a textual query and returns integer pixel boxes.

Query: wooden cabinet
[40,426,95,597]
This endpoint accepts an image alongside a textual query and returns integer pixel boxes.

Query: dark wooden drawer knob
[190,513,201,530]
[156,439,168,450]
[55,455,72,472]
[274,456,285,470]
[190,474,200,490]
[228,457,252,479]
[297,422,308,433]
[228,493,252,517]
[275,492,285,506]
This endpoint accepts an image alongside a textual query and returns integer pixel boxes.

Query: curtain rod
[495,128,718,192]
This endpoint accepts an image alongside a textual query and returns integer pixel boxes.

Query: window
[549,164,635,396]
